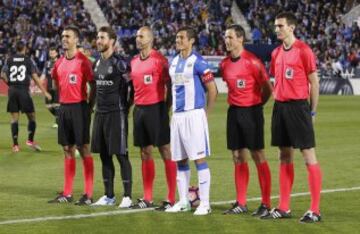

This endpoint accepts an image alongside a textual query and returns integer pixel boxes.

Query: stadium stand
[0,0,97,71]
[96,0,233,56]
[237,0,360,70]
[0,0,358,78]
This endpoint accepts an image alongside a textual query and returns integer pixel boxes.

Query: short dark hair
[98,26,117,44]
[16,41,26,52]
[49,44,58,51]
[177,26,197,42]
[275,12,297,26]
[226,24,246,39]
[64,25,81,38]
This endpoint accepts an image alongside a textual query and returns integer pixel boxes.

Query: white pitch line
[211,186,360,205]
[0,208,154,225]
[0,186,359,225]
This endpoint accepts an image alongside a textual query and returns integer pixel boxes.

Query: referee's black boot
[74,194,93,206]
[299,211,321,223]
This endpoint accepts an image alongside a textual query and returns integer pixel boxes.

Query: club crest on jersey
[236,79,246,89]
[69,74,77,84]
[187,62,193,67]
[285,67,294,79]
[144,75,153,84]
[108,66,113,74]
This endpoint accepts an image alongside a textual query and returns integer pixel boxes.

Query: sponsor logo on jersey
[285,67,293,79]
[174,73,190,85]
[69,74,77,84]
[144,75,153,84]
[236,79,246,89]
[96,80,114,86]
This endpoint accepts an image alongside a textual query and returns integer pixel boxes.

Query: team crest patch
[144,75,153,84]
[285,67,294,79]
[187,62,193,67]
[69,74,77,84]
[236,79,246,89]
[108,66,113,74]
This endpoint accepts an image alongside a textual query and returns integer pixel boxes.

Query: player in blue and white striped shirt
[165,27,218,215]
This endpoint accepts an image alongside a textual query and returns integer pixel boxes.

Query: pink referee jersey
[220,49,269,107]
[130,49,169,105]
[270,39,317,102]
[52,52,94,104]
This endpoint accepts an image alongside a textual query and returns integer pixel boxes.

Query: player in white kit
[165,26,217,215]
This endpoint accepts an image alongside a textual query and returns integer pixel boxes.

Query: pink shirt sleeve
[301,46,317,75]
[82,58,94,82]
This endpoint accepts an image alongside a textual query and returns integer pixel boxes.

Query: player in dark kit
[41,46,60,128]
[220,25,273,216]
[0,41,51,153]
[49,25,95,205]
[260,12,322,223]
[129,26,177,210]
[90,26,133,208]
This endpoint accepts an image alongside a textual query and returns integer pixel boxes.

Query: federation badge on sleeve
[285,67,294,79]
[69,74,77,84]
[144,75,153,84]
[236,79,246,89]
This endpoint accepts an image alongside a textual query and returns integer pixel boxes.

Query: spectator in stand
[0,0,97,70]
[242,0,359,70]
[97,0,232,56]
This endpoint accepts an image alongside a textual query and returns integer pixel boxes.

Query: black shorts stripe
[227,105,264,150]
[271,100,315,149]
[133,102,170,147]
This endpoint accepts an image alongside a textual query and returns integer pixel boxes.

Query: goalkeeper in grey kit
[90,26,133,207]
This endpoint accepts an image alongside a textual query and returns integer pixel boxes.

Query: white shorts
[170,108,210,161]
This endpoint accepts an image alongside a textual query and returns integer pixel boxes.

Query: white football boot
[91,195,116,206]
[118,196,133,208]
[194,202,211,215]
[165,201,191,213]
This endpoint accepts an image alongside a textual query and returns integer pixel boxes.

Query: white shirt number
[9,65,27,82]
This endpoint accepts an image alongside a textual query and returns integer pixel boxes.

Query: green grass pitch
[0,95,359,233]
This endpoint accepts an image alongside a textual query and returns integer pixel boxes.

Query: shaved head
[136,26,154,51]
[139,26,153,41]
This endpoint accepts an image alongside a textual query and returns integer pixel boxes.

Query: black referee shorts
[227,105,265,150]
[7,87,35,113]
[45,89,59,105]
[133,102,170,147]
[271,100,315,149]
[58,102,91,147]
[91,111,128,155]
